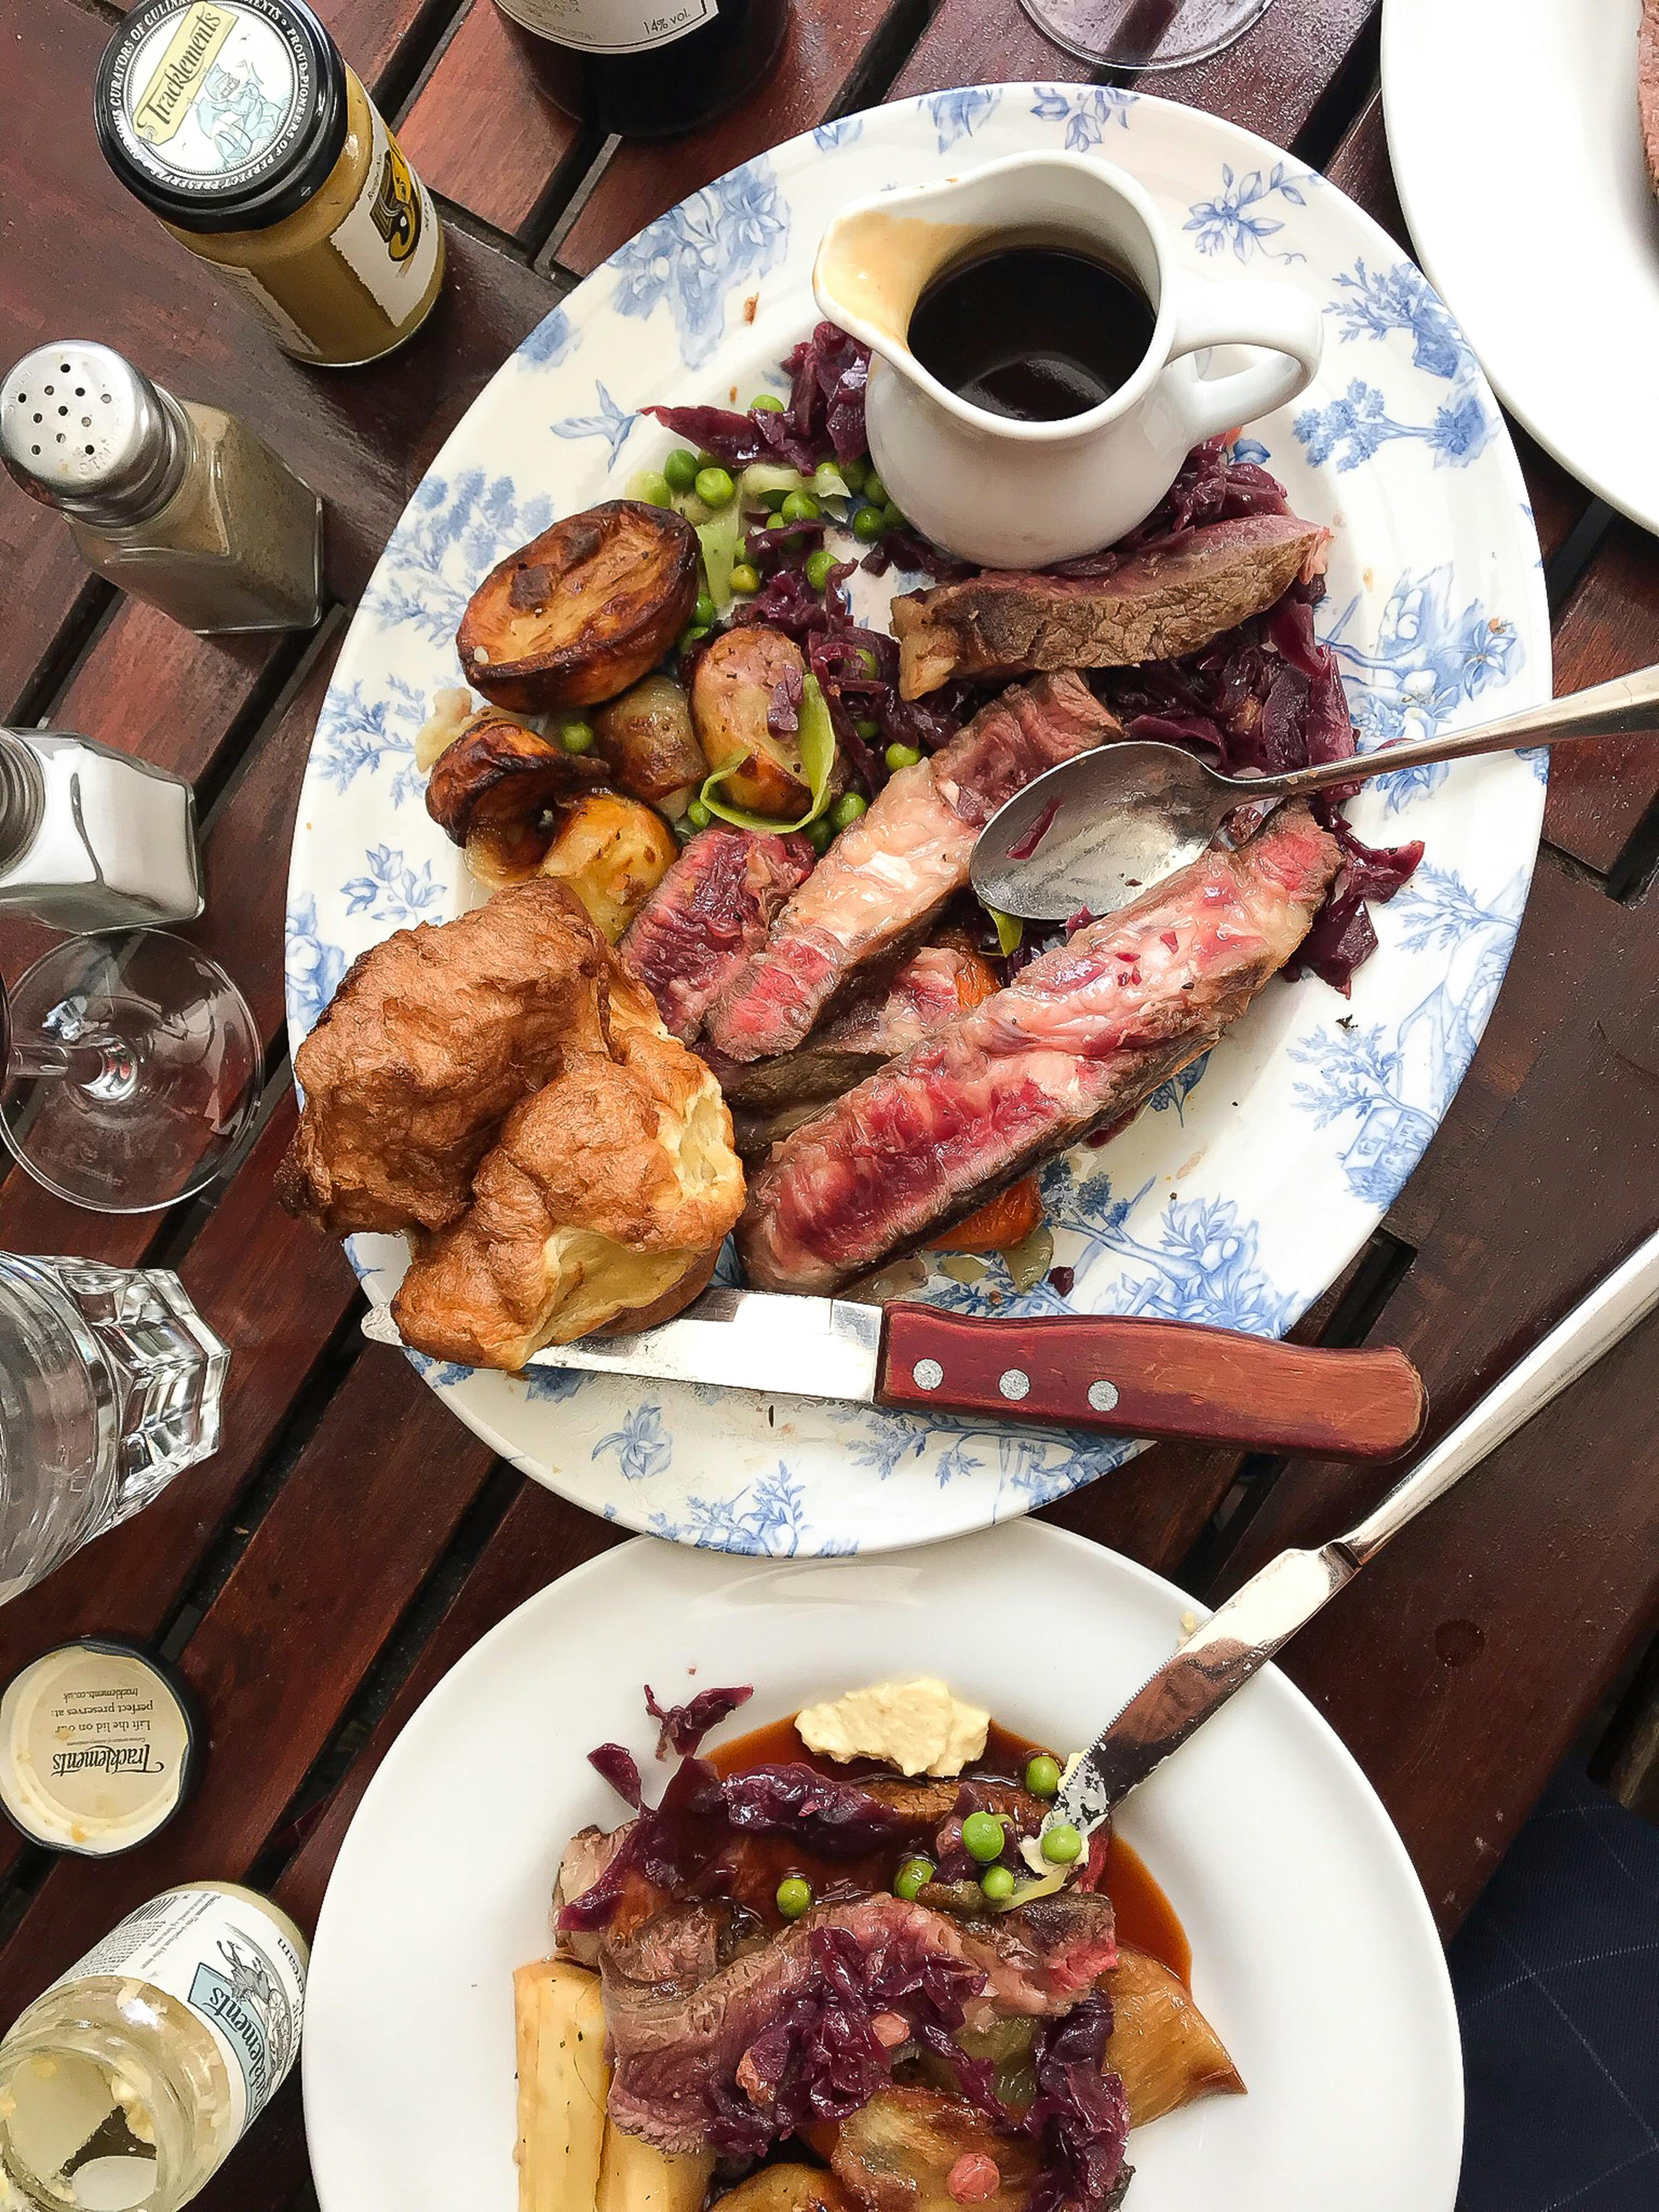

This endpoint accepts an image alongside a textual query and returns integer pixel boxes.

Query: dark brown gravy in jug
[908,244,1157,421]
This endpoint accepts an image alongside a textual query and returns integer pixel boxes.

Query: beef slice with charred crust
[276,880,613,1238]
[620,823,816,1042]
[890,514,1328,697]
[739,805,1340,1295]
[704,673,1118,1066]
[602,1890,1116,2153]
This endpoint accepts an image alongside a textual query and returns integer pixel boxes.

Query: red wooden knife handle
[878,1306,1425,1460]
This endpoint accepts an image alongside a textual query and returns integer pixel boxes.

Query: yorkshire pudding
[457,501,698,714]
[425,708,607,886]
[392,973,745,1364]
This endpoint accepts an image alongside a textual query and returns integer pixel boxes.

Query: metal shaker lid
[1,343,187,526]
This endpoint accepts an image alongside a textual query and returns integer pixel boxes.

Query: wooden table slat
[1543,518,1659,874]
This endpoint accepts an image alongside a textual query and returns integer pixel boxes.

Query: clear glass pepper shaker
[0,727,203,932]
[0,342,322,635]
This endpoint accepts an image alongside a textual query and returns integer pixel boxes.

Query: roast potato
[831,2088,1038,2212]
[692,625,815,819]
[593,675,705,816]
[1106,1949,1243,2127]
[709,2168,854,2211]
[426,709,606,886]
[458,501,698,713]
[539,792,680,941]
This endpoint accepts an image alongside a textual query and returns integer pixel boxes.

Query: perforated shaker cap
[1,342,188,528]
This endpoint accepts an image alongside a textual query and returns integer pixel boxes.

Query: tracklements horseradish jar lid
[94,0,348,234]
[0,1638,202,1855]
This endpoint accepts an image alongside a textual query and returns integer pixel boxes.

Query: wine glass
[0,932,262,1213]
[1018,0,1277,70]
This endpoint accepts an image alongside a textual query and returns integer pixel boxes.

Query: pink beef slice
[619,824,816,1044]
[890,514,1329,697]
[738,804,1340,1295]
[1643,0,1659,194]
[703,671,1119,1065]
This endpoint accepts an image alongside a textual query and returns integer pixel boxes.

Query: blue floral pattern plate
[285,86,1549,1557]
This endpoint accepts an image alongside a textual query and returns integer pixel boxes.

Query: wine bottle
[494,0,790,138]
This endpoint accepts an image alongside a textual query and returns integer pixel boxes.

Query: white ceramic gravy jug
[813,150,1324,570]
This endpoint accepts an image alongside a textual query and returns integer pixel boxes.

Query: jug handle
[1162,281,1324,445]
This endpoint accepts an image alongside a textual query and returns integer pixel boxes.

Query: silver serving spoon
[973,664,1659,924]
[1026,1224,1659,1869]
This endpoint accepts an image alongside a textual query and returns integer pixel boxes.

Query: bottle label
[45,1888,306,2140]
[496,0,719,56]
[328,98,441,331]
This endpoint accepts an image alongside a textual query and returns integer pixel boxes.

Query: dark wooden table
[4,2,1659,2200]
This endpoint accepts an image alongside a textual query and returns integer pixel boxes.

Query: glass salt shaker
[0,343,322,635]
[0,728,202,932]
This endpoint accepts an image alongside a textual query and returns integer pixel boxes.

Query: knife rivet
[999,1368,1030,1401]
[912,1358,944,1391]
[1088,1379,1120,1413]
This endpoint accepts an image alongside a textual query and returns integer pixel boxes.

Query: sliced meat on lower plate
[703,671,1118,1065]
[737,805,1340,1295]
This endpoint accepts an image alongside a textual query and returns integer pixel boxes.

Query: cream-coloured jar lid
[0,1640,200,1855]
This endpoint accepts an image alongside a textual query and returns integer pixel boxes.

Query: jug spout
[812,181,990,372]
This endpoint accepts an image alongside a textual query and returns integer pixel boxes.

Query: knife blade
[1032,1222,1659,1864]
[362,1287,1427,1459]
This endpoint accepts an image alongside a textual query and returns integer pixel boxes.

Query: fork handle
[878,1306,1425,1458]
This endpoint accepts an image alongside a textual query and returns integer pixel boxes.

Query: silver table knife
[362,1284,1428,1458]
[1034,1224,1659,1862]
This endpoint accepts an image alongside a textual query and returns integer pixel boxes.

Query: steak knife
[362,1287,1426,1459]
[1032,1223,1659,1865]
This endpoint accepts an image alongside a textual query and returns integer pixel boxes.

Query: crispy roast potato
[593,675,705,816]
[1107,1949,1244,2127]
[425,708,606,886]
[539,793,680,942]
[691,625,815,819]
[710,2168,854,2211]
[458,501,698,713]
[831,2088,1038,2212]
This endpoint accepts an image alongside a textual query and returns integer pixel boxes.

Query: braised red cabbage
[719,1762,914,1856]
[589,1741,644,1809]
[644,1683,753,1760]
[1022,1992,1132,2212]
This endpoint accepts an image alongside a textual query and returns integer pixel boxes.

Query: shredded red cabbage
[645,323,872,475]
[644,1683,753,1760]
[589,1741,644,1808]
[559,1753,729,1931]
[1022,1993,1132,2212]
[719,1762,914,1856]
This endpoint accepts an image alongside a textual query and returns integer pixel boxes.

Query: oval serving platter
[285,85,1549,1557]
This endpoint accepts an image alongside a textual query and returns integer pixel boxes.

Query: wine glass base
[0,933,262,1215]
[1017,0,1276,70]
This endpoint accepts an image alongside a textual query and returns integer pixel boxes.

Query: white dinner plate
[302,1524,1463,2212]
[1384,0,1659,529]
[285,84,1548,1555]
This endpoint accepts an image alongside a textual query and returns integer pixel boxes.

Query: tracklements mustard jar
[93,0,444,367]
[0,1884,306,2212]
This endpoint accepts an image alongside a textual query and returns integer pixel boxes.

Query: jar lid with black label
[94,0,348,234]
[0,1639,202,1855]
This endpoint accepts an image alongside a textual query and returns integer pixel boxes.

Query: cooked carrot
[927,1176,1042,1253]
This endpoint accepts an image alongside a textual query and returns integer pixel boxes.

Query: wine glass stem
[10,1033,139,1097]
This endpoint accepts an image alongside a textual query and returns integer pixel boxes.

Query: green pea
[761,483,791,510]
[779,491,821,524]
[852,504,886,544]
[857,647,880,677]
[863,469,889,508]
[1025,1755,1062,1799]
[962,1810,1006,1864]
[840,456,869,493]
[679,624,712,651]
[804,547,838,591]
[882,503,906,531]
[776,1876,813,1921]
[693,592,718,629]
[664,448,700,494]
[557,718,595,755]
[805,816,835,854]
[695,466,736,508]
[831,791,868,831]
[980,1864,1016,1903]
[885,742,922,773]
[750,393,785,412]
[852,717,880,743]
[729,562,761,596]
[893,1855,933,1901]
[634,471,673,508]
[1040,1822,1084,1865]
[685,801,712,830]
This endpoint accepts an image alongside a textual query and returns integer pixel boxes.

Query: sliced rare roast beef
[602,1890,1117,2154]
[890,514,1328,697]
[738,805,1340,1295]
[619,823,816,1042]
[704,672,1118,1065]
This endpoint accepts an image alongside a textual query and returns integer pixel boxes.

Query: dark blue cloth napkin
[1452,1763,1659,2210]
